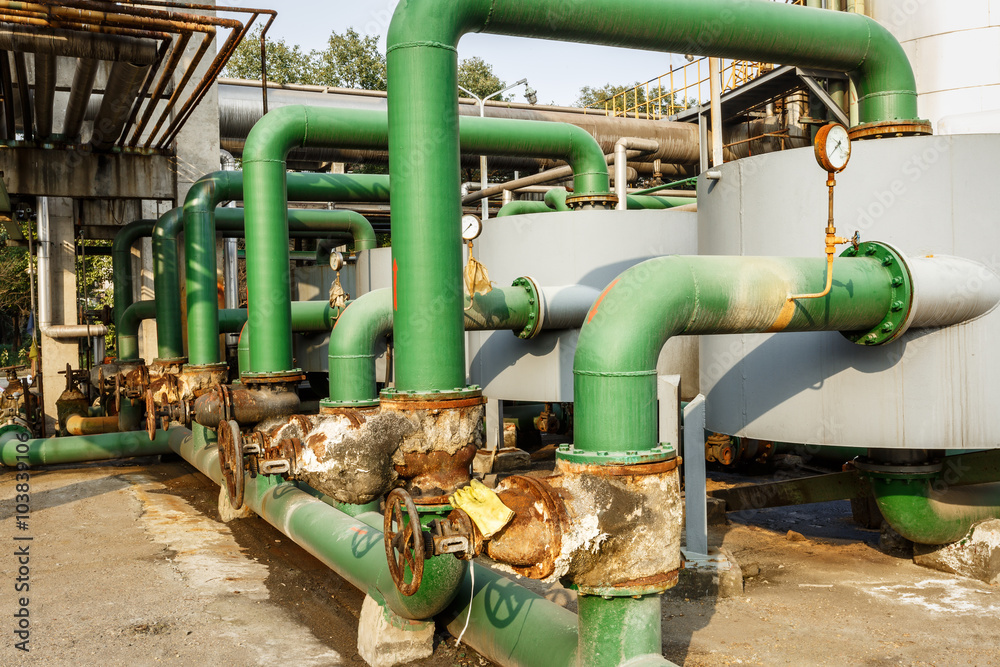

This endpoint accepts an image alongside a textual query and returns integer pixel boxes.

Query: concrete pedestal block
[357,594,434,667]
[913,519,1000,585]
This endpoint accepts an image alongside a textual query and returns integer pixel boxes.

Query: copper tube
[0,13,175,44]
[139,28,214,147]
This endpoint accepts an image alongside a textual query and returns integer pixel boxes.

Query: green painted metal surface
[152,208,186,360]
[871,477,1000,545]
[577,594,670,667]
[1,428,171,467]
[573,255,897,462]
[111,219,155,358]
[117,299,157,361]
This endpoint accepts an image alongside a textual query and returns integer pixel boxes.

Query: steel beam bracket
[840,241,914,346]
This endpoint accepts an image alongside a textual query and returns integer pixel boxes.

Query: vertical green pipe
[577,595,664,667]
[112,219,155,358]
[237,322,249,378]
[152,208,186,360]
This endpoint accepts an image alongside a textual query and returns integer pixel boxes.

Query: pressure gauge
[329,250,345,271]
[461,214,482,241]
[814,122,851,173]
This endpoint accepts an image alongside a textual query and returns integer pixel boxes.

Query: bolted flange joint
[840,241,914,346]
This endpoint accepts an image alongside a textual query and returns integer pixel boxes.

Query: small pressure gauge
[461,213,482,241]
[329,250,345,271]
[814,122,851,173]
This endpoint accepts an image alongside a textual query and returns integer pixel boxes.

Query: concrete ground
[1,456,999,666]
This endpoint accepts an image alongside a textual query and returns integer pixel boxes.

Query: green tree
[458,56,508,100]
[575,82,648,111]
[315,28,386,90]
[0,218,32,363]
[222,26,314,85]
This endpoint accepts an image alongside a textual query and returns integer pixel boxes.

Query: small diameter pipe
[1,428,171,467]
[166,426,467,621]
[538,188,690,214]
[615,138,659,211]
[242,105,613,385]
[117,299,156,361]
[112,218,155,357]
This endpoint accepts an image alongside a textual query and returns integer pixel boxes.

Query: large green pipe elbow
[112,218,155,358]
[870,477,1000,545]
[572,255,894,457]
[117,299,157,361]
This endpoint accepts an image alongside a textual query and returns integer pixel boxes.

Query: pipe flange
[493,475,567,580]
[848,119,932,141]
[564,193,618,210]
[241,370,306,387]
[511,276,543,339]
[379,385,483,405]
[853,456,944,479]
[576,569,680,597]
[556,443,676,466]
[319,397,380,411]
[556,456,681,477]
[840,241,914,345]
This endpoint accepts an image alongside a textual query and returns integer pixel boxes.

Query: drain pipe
[614,138,658,210]
[241,105,613,383]
[326,283,599,406]
[37,197,109,339]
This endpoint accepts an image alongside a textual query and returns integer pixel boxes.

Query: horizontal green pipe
[496,200,553,217]
[625,194,692,210]
[871,477,1000,545]
[631,176,699,196]
[237,302,346,377]
[1,429,171,467]
[112,219,155,359]
[574,255,894,456]
[327,286,533,404]
[166,425,467,621]
[117,299,157,362]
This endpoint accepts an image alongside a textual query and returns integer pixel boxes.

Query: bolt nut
[891,277,904,287]
[881,322,895,332]
[891,300,904,312]
[882,256,894,266]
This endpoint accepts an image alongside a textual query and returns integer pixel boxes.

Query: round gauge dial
[329,250,345,271]
[461,214,483,241]
[814,123,851,172]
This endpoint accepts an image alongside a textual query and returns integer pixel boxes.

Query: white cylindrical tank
[870,0,1000,131]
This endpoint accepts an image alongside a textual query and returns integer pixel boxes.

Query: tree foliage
[575,82,647,109]
[458,57,508,101]
[0,218,32,363]
[222,26,386,91]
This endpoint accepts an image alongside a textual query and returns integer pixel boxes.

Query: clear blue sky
[218,0,688,107]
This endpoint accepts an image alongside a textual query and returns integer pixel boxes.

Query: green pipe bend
[112,219,156,357]
[117,299,157,362]
[870,476,1000,545]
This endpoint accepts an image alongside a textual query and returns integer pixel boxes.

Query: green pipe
[631,176,699,196]
[237,302,346,378]
[625,194,692,210]
[870,477,1000,545]
[497,200,553,217]
[167,425,467,620]
[117,299,157,362]
[1,428,171,467]
[112,218,155,358]
[327,286,533,405]
[385,0,919,398]
[577,594,665,667]
[237,322,249,377]
[242,106,611,384]
[573,255,895,459]
[152,208,186,360]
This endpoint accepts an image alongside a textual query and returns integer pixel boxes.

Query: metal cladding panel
[291,261,361,375]
[699,134,1000,449]
[468,208,699,403]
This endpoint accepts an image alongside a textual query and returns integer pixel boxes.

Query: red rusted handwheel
[217,419,245,509]
[145,389,158,441]
[384,488,425,596]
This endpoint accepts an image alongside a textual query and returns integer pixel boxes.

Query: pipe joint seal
[511,276,542,339]
[839,241,914,345]
[556,443,676,466]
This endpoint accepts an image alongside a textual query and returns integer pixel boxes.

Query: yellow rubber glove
[449,479,515,539]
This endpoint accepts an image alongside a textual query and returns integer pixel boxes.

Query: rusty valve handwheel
[383,488,425,596]
[145,389,158,441]
[217,419,245,509]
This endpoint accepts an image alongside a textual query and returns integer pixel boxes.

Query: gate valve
[384,488,425,596]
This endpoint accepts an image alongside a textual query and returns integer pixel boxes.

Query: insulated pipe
[63,57,98,140]
[32,52,55,138]
[615,138,659,211]
[241,105,613,380]
[90,60,151,150]
[327,284,598,405]
[0,23,160,62]
[65,414,119,436]
[112,219,156,357]
[37,197,109,339]
[870,478,1000,545]
[385,0,921,398]
[0,428,171,467]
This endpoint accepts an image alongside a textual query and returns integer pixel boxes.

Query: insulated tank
[698,133,1000,450]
